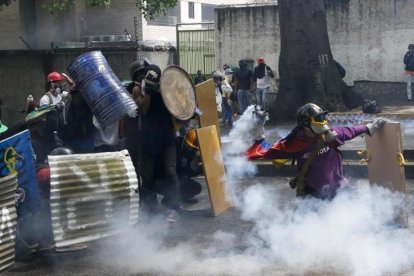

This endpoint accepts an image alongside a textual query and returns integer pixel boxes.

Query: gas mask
[309,114,337,142]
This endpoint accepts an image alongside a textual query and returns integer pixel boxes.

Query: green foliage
[138,0,179,19]
[42,0,74,15]
[1,0,179,19]
[86,0,112,7]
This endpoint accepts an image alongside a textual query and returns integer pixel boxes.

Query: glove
[143,64,161,95]
[366,117,390,136]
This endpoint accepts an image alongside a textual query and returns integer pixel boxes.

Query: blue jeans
[221,98,232,125]
[255,87,269,109]
[237,89,251,114]
[406,74,413,100]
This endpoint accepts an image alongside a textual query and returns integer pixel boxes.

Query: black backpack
[362,100,382,114]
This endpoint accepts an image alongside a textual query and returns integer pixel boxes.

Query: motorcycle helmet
[296,103,328,128]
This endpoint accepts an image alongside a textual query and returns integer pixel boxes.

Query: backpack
[362,100,382,114]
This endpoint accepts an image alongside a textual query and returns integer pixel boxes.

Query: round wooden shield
[160,65,196,121]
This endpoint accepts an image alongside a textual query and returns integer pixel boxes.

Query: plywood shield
[160,65,196,121]
[195,79,221,140]
[197,126,232,216]
[364,122,408,226]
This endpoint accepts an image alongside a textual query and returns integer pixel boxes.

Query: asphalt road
[4,176,414,276]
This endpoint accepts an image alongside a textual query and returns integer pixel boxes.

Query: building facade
[0,0,260,50]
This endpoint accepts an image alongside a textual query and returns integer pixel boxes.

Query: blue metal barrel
[67,51,137,129]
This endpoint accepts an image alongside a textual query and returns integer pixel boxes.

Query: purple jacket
[248,125,369,195]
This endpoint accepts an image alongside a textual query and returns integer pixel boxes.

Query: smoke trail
[94,105,414,275]
[221,105,414,275]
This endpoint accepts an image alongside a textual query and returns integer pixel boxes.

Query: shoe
[166,209,180,223]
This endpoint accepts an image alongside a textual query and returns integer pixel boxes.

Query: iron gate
[176,23,215,76]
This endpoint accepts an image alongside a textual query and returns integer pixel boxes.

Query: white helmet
[211,71,223,79]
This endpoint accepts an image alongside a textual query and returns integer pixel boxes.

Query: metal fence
[0,174,17,272]
[48,150,139,248]
[176,23,215,77]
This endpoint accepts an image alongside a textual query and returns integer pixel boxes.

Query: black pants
[139,145,180,210]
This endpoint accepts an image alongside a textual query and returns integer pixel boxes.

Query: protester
[247,103,388,199]
[26,107,59,166]
[234,60,253,114]
[212,71,233,128]
[122,59,150,176]
[39,72,69,107]
[135,64,182,222]
[229,65,240,117]
[253,57,275,110]
[193,69,206,85]
[403,44,414,101]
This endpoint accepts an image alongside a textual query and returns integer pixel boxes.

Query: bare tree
[274,0,362,121]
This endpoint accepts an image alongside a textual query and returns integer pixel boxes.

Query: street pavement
[4,175,414,276]
[5,105,414,275]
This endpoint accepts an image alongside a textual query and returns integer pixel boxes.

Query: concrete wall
[0,49,174,126]
[84,0,139,38]
[0,1,26,50]
[215,4,280,77]
[215,0,414,85]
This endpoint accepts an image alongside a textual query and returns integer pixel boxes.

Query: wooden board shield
[364,122,408,226]
[160,65,196,121]
[195,78,221,141]
[196,126,232,216]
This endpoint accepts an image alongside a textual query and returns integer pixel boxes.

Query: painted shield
[160,65,196,121]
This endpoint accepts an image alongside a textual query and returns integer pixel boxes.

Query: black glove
[366,117,391,136]
[143,64,161,95]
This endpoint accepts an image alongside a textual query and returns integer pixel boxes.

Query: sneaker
[166,209,180,223]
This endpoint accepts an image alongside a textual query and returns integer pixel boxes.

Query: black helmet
[129,58,151,80]
[50,147,74,156]
[296,103,328,127]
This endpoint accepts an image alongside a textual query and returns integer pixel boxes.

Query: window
[202,4,216,22]
[188,2,195,19]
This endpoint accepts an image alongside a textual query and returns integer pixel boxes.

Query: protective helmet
[296,103,328,128]
[211,71,223,79]
[129,58,151,80]
[257,57,265,64]
[50,147,74,156]
[231,65,239,72]
[47,72,65,82]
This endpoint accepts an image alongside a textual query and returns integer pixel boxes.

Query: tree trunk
[274,0,363,121]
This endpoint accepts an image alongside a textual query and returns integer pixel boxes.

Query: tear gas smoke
[97,105,414,275]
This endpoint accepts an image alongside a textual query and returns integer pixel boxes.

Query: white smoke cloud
[96,105,414,276]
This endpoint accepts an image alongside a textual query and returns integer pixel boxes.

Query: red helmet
[257,57,265,64]
[47,72,65,82]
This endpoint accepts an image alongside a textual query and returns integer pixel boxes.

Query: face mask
[309,116,337,141]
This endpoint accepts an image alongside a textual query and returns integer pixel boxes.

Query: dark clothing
[194,75,206,85]
[234,68,253,90]
[253,64,273,80]
[247,125,369,199]
[140,93,175,155]
[139,145,180,209]
[138,92,180,210]
[404,51,414,71]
